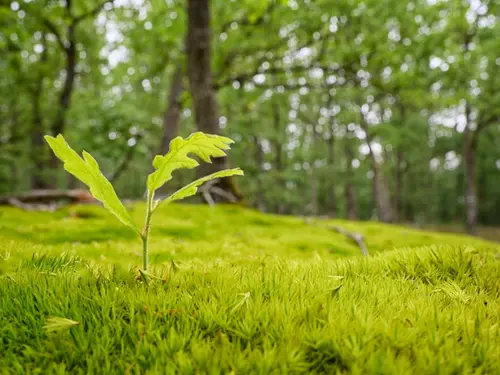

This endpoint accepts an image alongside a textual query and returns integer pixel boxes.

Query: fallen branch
[330,225,369,257]
[0,189,95,210]
[199,180,217,206]
[198,180,238,205]
[5,198,58,212]
[304,218,370,257]
[210,186,238,203]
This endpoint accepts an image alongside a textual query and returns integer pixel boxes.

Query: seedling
[45,132,243,272]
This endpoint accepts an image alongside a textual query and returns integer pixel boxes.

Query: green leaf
[147,132,235,193]
[160,168,244,206]
[44,135,139,235]
[43,316,79,333]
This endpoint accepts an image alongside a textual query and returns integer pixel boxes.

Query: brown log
[0,189,95,205]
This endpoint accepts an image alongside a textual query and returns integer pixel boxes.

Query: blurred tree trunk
[477,155,487,225]
[361,122,393,223]
[154,66,184,194]
[344,138,357,220]
[31,34,48,189]
[310,123,319,216]
[464,134,478,235]
[67,175,78,189]
[402,160,415,223]
[369,149,393,223]
[253,135,266,212]
[327,127,337,218]
[50,27,76,180]
[186,0,242,203]
[463,103,477,235]
[47,2,77,188]
[394,149,404,222]
[51,27,76,138]
[9,99,21,191]
[159,66,184,156]
[6,95,21,193]
[46,0,111,188]
[393,104,405,222]
[271,100,285,214]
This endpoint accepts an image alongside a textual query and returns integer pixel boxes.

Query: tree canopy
[1,0,499,233]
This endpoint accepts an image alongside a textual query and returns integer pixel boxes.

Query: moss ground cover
[0,204,499,374]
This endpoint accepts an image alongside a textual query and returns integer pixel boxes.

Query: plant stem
[142,191,154,272]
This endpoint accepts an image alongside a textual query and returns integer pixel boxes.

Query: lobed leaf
[147,132,235,193]
[44,135,139,235]
[160,168,244,206]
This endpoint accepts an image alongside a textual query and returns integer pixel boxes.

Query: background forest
[1,0,500,235]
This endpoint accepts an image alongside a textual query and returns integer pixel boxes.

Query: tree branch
[214,26,331,90]
[476,114,500,135]
[219,0,276,34]
[73,0,113,24]
[41,18,67,51]
[215,63,341,90]
[108,132,144,183]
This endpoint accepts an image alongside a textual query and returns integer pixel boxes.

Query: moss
[0,203,498,272]
[0,246,499,373]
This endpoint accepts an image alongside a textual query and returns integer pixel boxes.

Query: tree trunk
[9,99,21,191]
[186,0,242,203]
[394,149,404,222]
[401,160,415,223]
[32,91,46,189]
[344,138,357,220]
[327,129,337,217]
[463,105,478,235]
[67,175,79,189]
[361,123,393,223]
[158,66,184,156]
[310,124,319,216]
[49,20,77,189]
[464,139,478,234]
[151,66,185,194]
[51,25,76,139]
[271,101,285,214]
[253,135,266,212]
[31,34,48,189]
[476,151,487,225]
[369,148,393,223]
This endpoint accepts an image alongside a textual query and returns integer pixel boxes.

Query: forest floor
[426,224,500,243]
[1,204,499,374]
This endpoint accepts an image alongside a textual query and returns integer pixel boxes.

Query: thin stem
[141,235,149,272]
[141,190,154,272]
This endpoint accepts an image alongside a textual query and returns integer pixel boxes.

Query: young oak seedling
[45,132,243,273]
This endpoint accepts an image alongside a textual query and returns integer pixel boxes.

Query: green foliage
[44,135,139,234]
[162,168,243,205]
[2,0,500,228]
[0,0,500,225]
[147,132,238,192]
[45,132,243,271]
